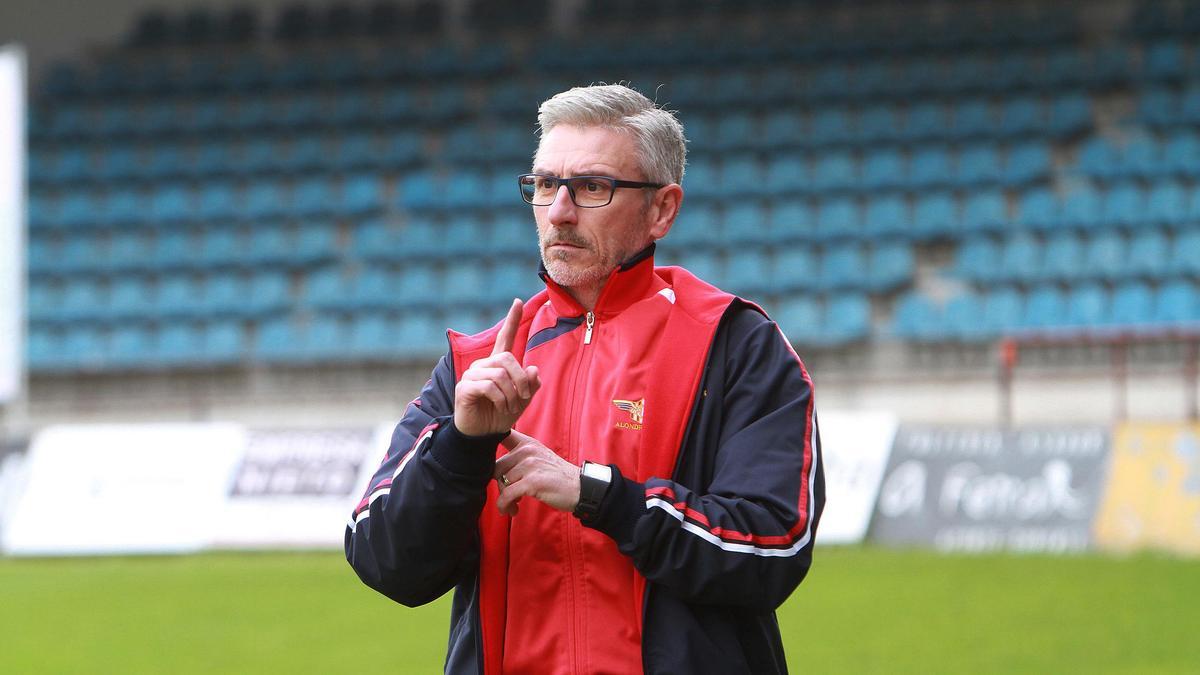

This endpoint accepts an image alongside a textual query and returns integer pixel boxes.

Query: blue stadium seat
[814,198,860,241]
[721,155,767,197]
[1110,281,1154,328]
[352,219,399,262]
[950,99,994,140]
[818,243,865,290]
[890,292,942,341]
[911,192,958,239]
[191,142,235,178]
[199,228,242,268]
[145,143,186,180]
[1181,85,1200,125]
[1064,283,1109,329]
[678,251,723,286]
[109,325,154,368]
[109,276,152,319]
[244,225,290,267]
[62,326,105,369]
[158,275,200,318]
[1155,280,1200,325]
[445,217,488,256]
[1163,132,1200,177]
[764,155,809,195]
[1057,184,1103,231]
[281,137,327,174]
[347,314,395,358]
[243,181,288,220]
[27,327,59,370]
[61,237,101,273]
[762,111,805,148]
[156,323,205,366]
[291,177,337,218]
[863,195,912,240]
[725,248,772,296]
[278,94,323,129]
[1083,229,1127,280]
[858,105,901,144]
[153,230,195,269]
[1039,232,1084,282]
[775,295,822,345]
[1022,285,1068,330]
[772,248,818,292]
[998,232,1041,283]
[348,266,394,310]
[809,108,853,146]
[1099,182,1146,228]
[203,320,244,362]
[958,144,1003,186]
[1048,93,1091,136]
[330,133,376,172]
[1128,229,1169,278]
[961,190,1008,235]
[328,92,372,127]
[254,317,299,361]
[196,181,238,222]
[1144,40,1186,80]
[909,146,952,188]
[58,191,101,229]
[867,242,914,291]
[340,174,385,216]
[981,286,1023,334]
[1119,136,1161,179]
[1171,230,1200,277]
[394,311,445,355]
[860,150,905,191]
[810,152,857,192]
[296,222,338,265]
[1144,181,1189,227]
[683,158,720,200]
[943,293,987,341]
[998,97,1043,137]
[381,131,423,168]
[722,204,770,245]
[1003,142,1052,186]
[1137,87,1176,127]
[712,113,757,150]
[903,102,947,141]
[672,205,723,249]
[201,274,246,316]
[488,260,536,305]
[823,292,871,343]
[149,184,193,225]
[1016,186,1058,231]
[396,265,439,305]
[246,271,291,315]
[489,212,535,256]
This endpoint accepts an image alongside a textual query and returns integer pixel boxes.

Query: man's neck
[563,280,604,312]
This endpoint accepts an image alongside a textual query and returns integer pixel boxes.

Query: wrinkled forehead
[532,125,641,179]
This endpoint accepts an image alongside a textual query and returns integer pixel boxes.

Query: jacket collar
[539,243,657,318]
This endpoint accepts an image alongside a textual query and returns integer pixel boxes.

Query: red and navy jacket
[346,245,824,674]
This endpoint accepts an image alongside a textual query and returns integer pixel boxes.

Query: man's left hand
[493,430,580,516]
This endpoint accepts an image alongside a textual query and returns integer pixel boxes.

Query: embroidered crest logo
[612,398,645,430]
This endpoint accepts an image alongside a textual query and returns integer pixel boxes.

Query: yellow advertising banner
[1094,423,1200,556]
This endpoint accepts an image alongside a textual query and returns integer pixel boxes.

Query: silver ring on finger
[500,474,511,487]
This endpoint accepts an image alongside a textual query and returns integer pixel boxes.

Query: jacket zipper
[564,310,598,674]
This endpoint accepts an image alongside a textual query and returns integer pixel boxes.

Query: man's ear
[649,184,684,240]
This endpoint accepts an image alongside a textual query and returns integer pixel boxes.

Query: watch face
[583,462,613,484]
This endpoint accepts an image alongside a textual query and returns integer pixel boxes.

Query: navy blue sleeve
[585,305,825,610]
[344,353,507,607]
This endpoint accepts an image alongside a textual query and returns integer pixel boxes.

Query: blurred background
[1,0,1198,672]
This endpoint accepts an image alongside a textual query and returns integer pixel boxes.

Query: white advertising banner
[0,46,26,405]
[211,423,390,549]
[816,410,898,544]
[2,424,244,555]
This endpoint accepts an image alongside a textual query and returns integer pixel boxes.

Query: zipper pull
[584,311,595,344]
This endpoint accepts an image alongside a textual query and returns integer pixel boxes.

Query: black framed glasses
[517,173,665,208]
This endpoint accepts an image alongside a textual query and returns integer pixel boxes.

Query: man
[346,84,823,674]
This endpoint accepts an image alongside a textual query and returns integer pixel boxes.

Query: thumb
[501,429,534,450]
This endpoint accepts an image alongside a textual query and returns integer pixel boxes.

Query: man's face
[531,125,655,290]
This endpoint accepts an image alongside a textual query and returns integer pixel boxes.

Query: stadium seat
[1048,93,1092,136]
[1064,283,1109,329]
[774,295,822,345]
[1100,182,1146,228]
[678,251,723,286]
[814,198,860,241]
[823,292,871,343]
[196,181,239,222]
[981,286,1024,334]
[1110,281,1154,328]
[817,243,865,290]
[725,248,772,296]
[1128,229,1170,279]
[867,242,914,291]
[863,195,912,240]
[108,325,154,368]
[153,230,196,269]
[1170,230,1200,277]
[1003,142,1052,186]
[890,292,942,341]
[958,144,1003,186]
[158,275,200,318]
[200,228,243,268]
[672,205,723,249]
[722,203,770,245]
[1039,231,1084,282]
[943,293,988,341]
[772,248,819,292]
[762,111,806,148]
[712,113,757,150]
[909,146,953,188]
[961,190,1008,235]
[396,265,439,306]
[950,99,995,140]
[296,222,338,265]
[108,276,153,320]
[1022,285,1068,330]
[1016,186,1058,231]
[1083,230,1127,280]
[721,155,767,198]
[998,97,1043,137]
[149,184,193,225]
[811,152,857,192]
[200,274,246,316]
[246,271,291,315]
[858,105,901,144]
[764,155,810,196]
[809,108,853,147]
[157,323,205,366]
[1163,132,1200,177]
[243,181,288,221]
[903,102,947,141]
[1155,280,1200,325]
[911,192,958,239]
[860,149,905,191]
[291,177,337,218]
[1057,184,1103,231]
[998,232,1041,283]
[1144,180,1189,228]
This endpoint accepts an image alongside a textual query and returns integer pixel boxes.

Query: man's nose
[547,184,577,225]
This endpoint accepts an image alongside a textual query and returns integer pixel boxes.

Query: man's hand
[493,430,581,516]
[454,299,541,437]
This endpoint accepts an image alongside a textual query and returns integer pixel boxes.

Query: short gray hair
[536,84,687,185]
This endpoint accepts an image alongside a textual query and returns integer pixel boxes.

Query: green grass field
[3,547,1196,674]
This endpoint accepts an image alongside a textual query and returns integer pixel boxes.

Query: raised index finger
[492,298,524,358]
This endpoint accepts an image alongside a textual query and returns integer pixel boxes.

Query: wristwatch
[573,461,613,519]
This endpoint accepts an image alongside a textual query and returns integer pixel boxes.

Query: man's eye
[583,180,604,193]
[536,178,556,190]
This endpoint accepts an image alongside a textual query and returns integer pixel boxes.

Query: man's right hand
[454,298,542,437]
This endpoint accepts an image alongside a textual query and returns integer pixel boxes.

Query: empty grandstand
[7,0,1200,428]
